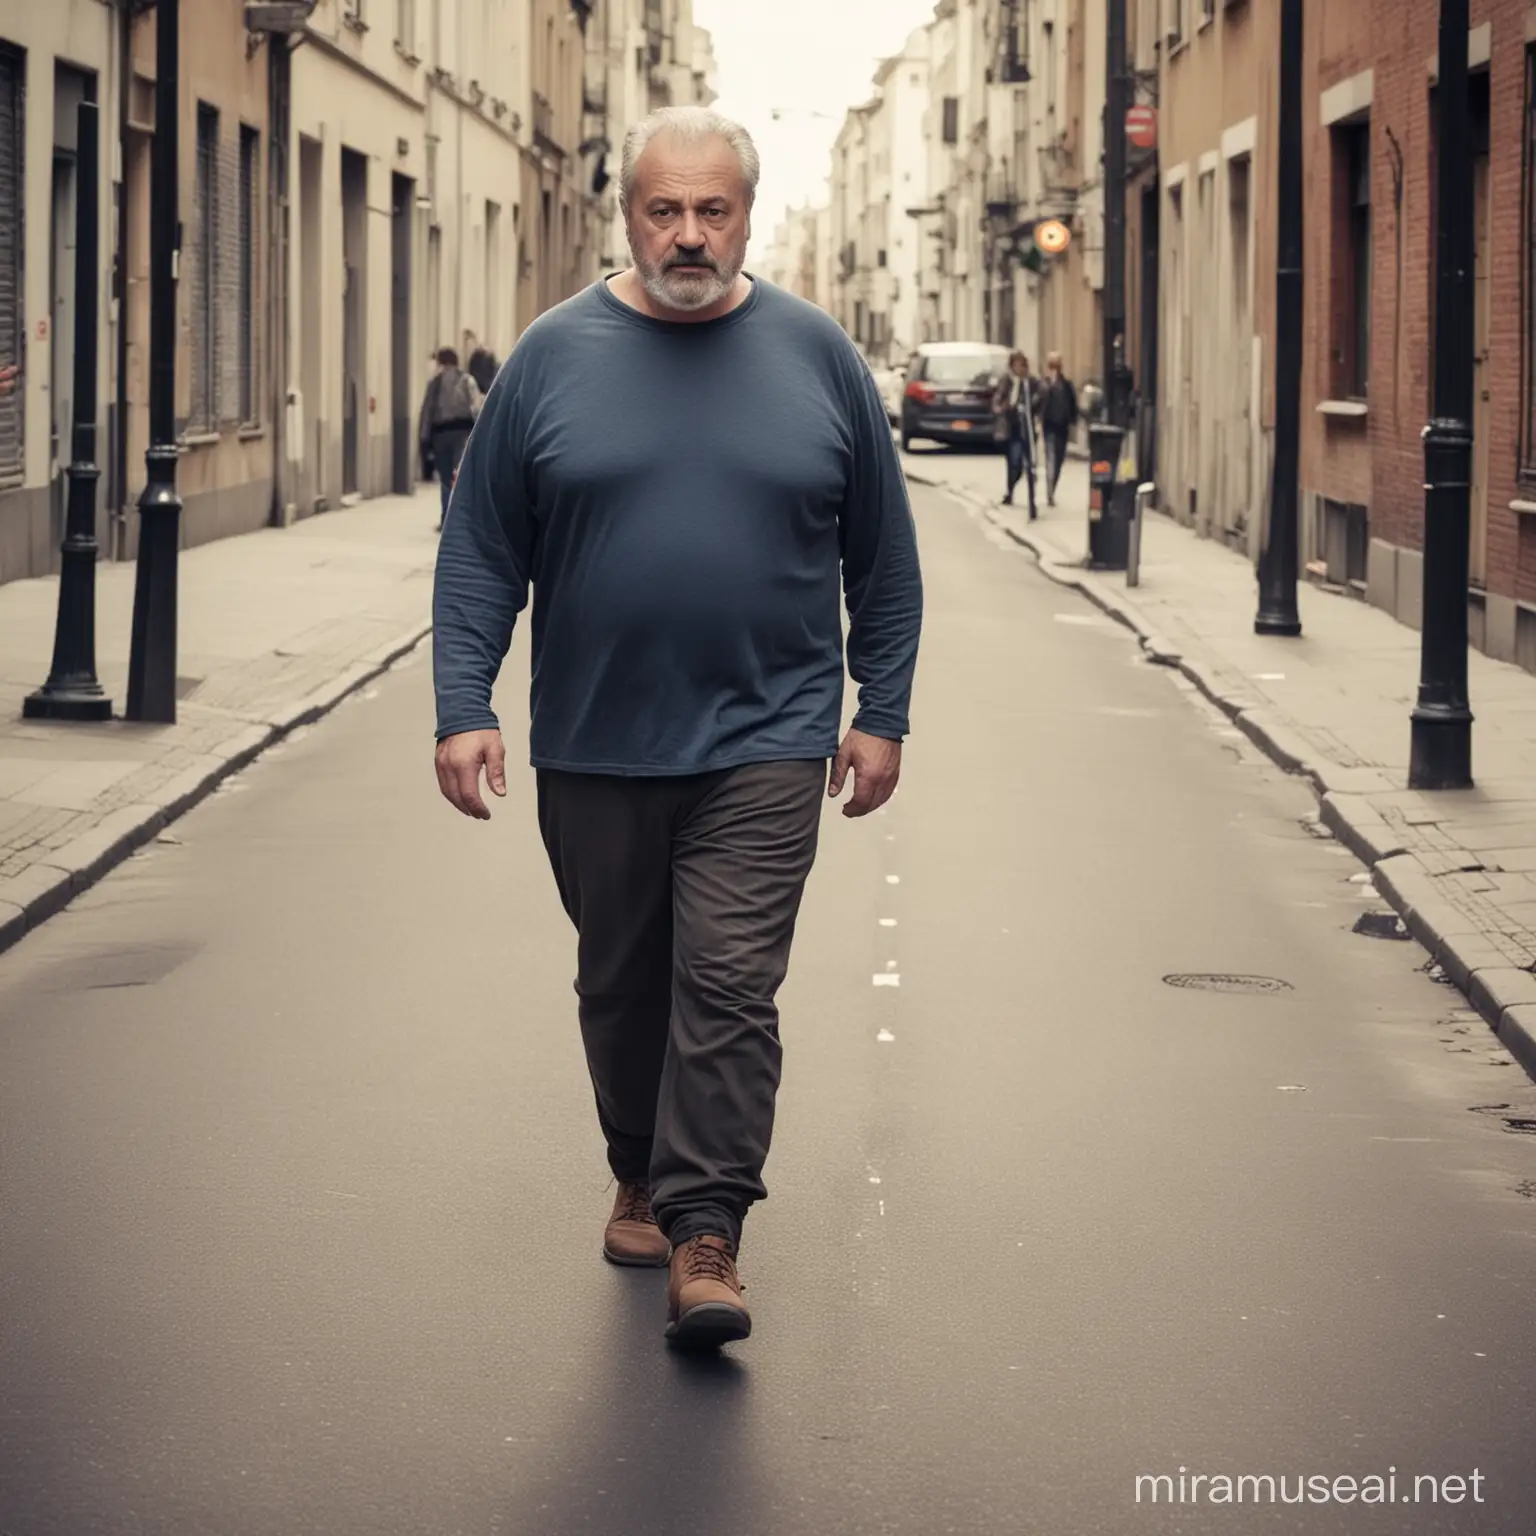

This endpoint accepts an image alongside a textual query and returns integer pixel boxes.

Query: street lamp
[1408,0,1475,788]
[1255,0,1304,636]
[126,0,182,723]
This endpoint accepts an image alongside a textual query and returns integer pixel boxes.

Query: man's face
[626,134,750,314]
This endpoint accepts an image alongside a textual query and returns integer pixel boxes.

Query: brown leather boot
[602,1181,670,1268]
[665,1235,751,1347]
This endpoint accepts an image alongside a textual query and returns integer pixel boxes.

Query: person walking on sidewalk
[418,348,482,531]
[431,105,924,1350]
[463,330,500,397]
[994,351,1042,518]
[1039,352,1078,508]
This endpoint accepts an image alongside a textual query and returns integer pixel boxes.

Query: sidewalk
[903,445,1536,1082]
[0,486,439,954]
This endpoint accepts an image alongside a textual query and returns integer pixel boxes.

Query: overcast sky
[692,0,939,261]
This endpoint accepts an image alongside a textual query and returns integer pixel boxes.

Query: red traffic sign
[1127,105,1157,149]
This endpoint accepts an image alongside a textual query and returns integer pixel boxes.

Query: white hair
[619,106,761,219]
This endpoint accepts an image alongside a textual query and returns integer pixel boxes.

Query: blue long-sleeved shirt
[431,276,923,774]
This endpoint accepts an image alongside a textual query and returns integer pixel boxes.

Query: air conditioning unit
[243,0,316,33]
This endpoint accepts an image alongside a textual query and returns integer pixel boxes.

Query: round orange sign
[1035,219,1071,255]
[1127,105,1157,149]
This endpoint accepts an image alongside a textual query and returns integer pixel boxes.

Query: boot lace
[682,1239,738,1286]
[616,1182,657,1226]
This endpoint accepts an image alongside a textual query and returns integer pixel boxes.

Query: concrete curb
[0,622,433,961]
[920,470,1536,1084]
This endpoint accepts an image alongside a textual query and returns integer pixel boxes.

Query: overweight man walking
[431,106,923,1349]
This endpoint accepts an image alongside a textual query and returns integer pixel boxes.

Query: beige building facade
[801,0,1103,376]
[585,0,718,276]
[1,0,692,588]
[1151,0,1279,557]
[0,0,122,583]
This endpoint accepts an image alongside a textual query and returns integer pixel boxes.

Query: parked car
[898,342,1012,452]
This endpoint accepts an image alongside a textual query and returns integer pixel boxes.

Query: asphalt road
[3,480,1536,1535]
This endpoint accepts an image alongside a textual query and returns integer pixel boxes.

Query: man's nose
[675,210,706,248]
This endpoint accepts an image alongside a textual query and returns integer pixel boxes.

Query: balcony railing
[993,0,1031,84]
[985,167,1022,215]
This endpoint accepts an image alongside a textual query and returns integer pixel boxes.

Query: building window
[1523,47,1536,478]
[942,97,959,145]
[1333,118,1371,400]
[190,102,219,431]
[0,41,24,490]
[1202,0,1215,23]
[1168,0,1184,47]
[395,0,414,49]
[238,125,258,425]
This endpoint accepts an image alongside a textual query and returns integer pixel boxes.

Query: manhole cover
[1163,973,1293,995]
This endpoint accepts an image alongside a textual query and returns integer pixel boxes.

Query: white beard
[632,243,744,314]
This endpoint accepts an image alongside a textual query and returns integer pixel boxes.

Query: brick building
[1304,0,1536,673]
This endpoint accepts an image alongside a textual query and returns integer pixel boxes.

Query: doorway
[49,151,76,543]
[1469,71,1491,589]
[50,66,93,544]
[1138,181,1160,484]
[391,172,413,495]
[1227,154,1253,540]
[298,135,322,510]
[340,147,367,499]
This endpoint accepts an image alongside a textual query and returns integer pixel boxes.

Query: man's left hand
[828,728,902,818]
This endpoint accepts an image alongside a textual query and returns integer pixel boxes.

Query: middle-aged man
[431,105,923,1349]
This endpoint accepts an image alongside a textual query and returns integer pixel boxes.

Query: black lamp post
[1089,0,1134,571]
[1409,0,1475,789]
[1255,0,1304,636]
[25,100,111,722]
[126,0,182,724]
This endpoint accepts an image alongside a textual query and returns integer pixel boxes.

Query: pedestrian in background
[418,347,481,532]
[463,331,500,396]
[1039,351,1078,508]
[994,351,1042,518]
[432,104,923,1350]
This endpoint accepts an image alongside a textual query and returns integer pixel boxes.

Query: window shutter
[188,106,217,430]
[0,45,24,488]
[217,132,241,425]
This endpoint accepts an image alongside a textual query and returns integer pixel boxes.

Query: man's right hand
[434,729,507,820]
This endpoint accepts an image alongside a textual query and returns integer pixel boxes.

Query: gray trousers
[536,759,826,1248]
